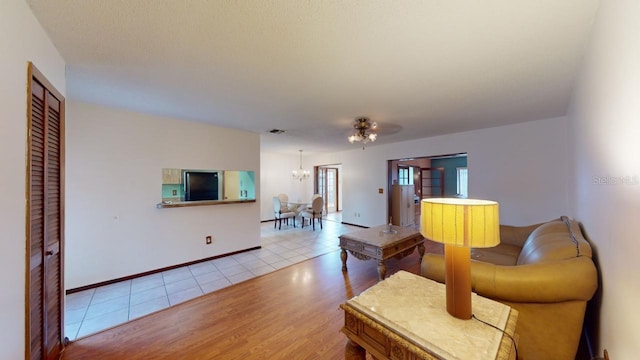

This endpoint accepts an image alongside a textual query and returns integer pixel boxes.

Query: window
[456,167,468,197]
[398,166,414,185]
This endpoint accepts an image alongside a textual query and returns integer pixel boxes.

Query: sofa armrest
[499,222,546,247]
[421,253,598,303]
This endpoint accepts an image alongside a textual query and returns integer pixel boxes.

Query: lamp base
[444,244,472,320]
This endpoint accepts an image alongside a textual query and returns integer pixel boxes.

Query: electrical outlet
[172,189,177,196]
[206,236,212,244]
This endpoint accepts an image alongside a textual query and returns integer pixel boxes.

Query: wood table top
[339,225,422,248]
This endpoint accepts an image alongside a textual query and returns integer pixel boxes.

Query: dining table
[286,201,309,215]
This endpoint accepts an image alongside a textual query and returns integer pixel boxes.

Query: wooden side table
[340,271,518,360]
[339,225,425,281]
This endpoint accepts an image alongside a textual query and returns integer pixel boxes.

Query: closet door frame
[25,62,66,360]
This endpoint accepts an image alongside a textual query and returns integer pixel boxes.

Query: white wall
[568,1,640,358]
[66,101,260,289]
[262,116,570,227]
[0,1,67,358]
[260,152,315,221]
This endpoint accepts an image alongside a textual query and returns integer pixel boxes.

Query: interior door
[316,169,325,204]
[325,168,337,213]
[420,167,444,198]
[27,63,65,360]
[316,167,338,214]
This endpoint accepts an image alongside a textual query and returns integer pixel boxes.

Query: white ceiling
[26,0,599,154]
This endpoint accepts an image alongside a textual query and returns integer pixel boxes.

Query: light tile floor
[65,214,353,340]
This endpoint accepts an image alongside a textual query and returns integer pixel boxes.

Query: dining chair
[273,196,296,230]
[277,193,292,212]
[300,196,324,230]
[306,194,322,211]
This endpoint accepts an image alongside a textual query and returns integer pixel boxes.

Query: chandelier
[348,117,377,147]
[292,150,310,181]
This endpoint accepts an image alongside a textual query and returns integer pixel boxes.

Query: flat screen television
[184,171,219,201]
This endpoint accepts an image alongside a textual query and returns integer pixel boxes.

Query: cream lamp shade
[421,198,500,248]
[421,198,499,319]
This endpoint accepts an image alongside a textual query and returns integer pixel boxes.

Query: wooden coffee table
[340,271,518,360]
[339,225,425,281]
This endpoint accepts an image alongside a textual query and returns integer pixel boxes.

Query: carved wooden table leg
[345,339,366,360]
[341,248,348,271]
[417,243,425,262]
[377,260,387,281]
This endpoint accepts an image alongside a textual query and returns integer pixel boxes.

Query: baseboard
[66,246,262,294]
[340,222,369,228]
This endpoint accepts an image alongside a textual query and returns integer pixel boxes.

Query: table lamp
[421,198,499,320]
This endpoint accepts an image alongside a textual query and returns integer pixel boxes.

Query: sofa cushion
[471,243,521,266]
[517,220,592,265]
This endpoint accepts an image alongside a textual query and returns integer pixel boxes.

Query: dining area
[273,193,325,231]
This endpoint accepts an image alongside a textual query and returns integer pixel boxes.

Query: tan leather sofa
[421,216,598,360]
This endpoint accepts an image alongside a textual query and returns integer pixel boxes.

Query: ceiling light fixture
[292,150,310,181]
[348,117,377,149]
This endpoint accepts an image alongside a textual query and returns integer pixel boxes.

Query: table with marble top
[340,271,519,360]
[339,224,425,281]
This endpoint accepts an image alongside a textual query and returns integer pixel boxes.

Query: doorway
[388,153,467,224]
[315,164,342,218]
[26,62,66,360]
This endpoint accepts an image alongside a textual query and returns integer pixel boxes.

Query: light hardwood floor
[61,228,441,360]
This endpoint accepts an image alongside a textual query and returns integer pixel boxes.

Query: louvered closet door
[28,64,65,360]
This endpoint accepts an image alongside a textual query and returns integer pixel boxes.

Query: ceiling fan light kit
[348,117,377,149]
